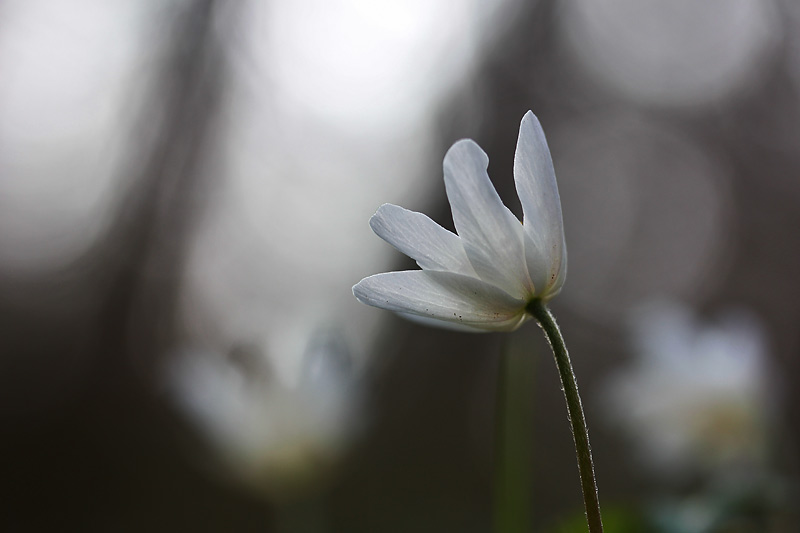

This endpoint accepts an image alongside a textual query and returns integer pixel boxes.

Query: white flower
[168,333,360,496]
[352,111,566,332]
[603,302,775,475]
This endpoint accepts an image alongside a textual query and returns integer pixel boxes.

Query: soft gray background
[1,0,798,530]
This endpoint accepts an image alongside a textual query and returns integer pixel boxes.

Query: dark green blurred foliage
[551,506,645,533]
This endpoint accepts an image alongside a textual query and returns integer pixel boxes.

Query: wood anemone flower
[353,111,566,332]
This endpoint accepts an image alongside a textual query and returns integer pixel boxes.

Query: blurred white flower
[168,331,360,497]
[604,302,775,476]
[353,111,566,332]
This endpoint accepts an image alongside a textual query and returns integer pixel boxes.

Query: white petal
[514,111,567,296]
[443,139,532,299]
[548,243,567,300]
[523,231,567,302]
[397,312,487,333]
[369,204,477,277]
[352,270,527,332]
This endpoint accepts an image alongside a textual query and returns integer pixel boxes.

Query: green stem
[527,300,604,533]
[494,336,535,533]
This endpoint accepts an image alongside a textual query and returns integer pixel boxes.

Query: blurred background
[1,0,799,531]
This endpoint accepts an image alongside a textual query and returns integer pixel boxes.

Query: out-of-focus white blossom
[168,331,360,497]
[603,302,776,477]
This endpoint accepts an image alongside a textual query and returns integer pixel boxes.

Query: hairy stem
[527,300,603,533]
